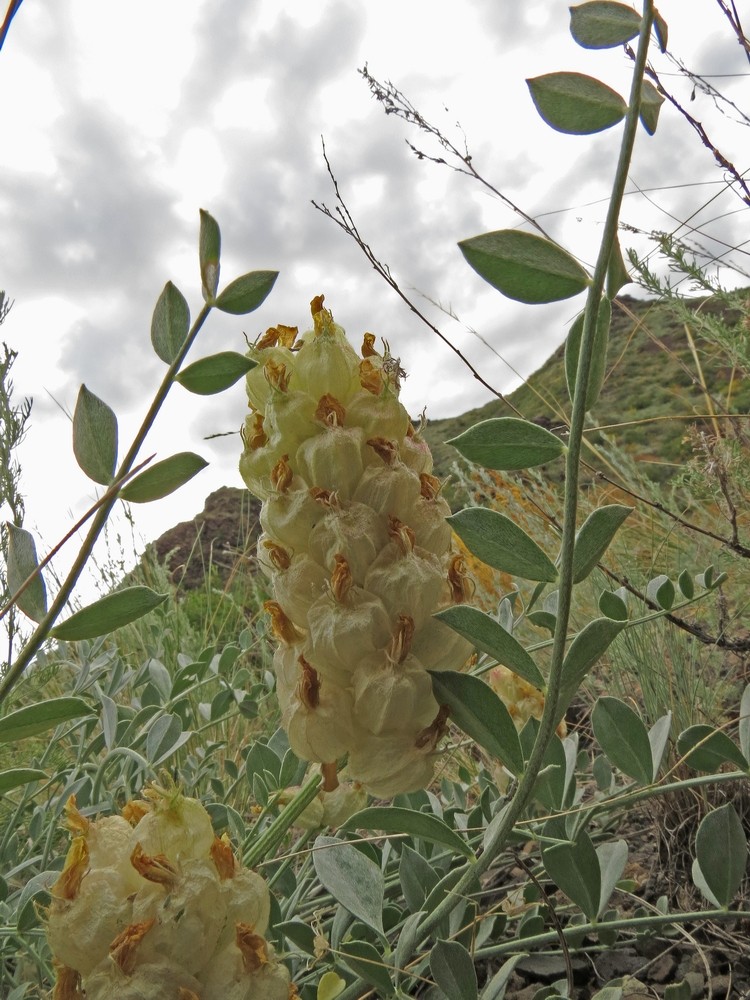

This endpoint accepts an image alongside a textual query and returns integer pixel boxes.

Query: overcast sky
[1,0,748,602]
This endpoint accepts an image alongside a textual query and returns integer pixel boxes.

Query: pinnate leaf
[571,504,631,583]
[459,230,589,304]
[342,806,473,859]
[435,605,545,689]
[527,72,627,135]
[569,2,641,48]
[597,840,628,916]
[430,940,478,1000]
[199,209,221,302]
[73,385,118,484]
[0,768,48,793]
[51,586,168,641]
[151,281,190,364]
[215,270,278,315]
[176,351,256,395]
[542,820,601,920]
[598,589,628,621]
[677,724,748,772]
[592,696,652,784]
[640,80,665,135]
[448,507,558,583]
[0,697,92,744]
[559,618,625,720]
[313,835,385,935]
[339,940,395,996]
[449,417,564,470]
[6,523,47,622]
[119,452,208,503]
[430,669,524,776]
[694,804,748,907]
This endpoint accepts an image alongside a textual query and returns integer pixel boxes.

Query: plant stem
[414,0,656,943]
[0,303,213,705]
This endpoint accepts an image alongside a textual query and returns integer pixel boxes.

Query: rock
[149,486,260,590]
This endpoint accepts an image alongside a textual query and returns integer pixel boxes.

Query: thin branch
[628,49,750,205]
[716,0,750,64]
[359,64,556,242]
[312,138,517,410]
[0,0,24,51]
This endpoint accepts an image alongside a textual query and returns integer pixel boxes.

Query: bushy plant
[1,4,749,999]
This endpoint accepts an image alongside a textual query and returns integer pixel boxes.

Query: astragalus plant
[239,295,473,797]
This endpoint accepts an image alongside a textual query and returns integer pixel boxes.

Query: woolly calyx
[240,296,474,797]
[47,790,290,999]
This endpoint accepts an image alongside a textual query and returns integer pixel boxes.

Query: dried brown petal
[314,393,346,427]
[109,918,155,974]
[51,837,89,901]
[236,922,270,972]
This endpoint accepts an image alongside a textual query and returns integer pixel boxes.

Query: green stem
[474,906,747,960]
[414,2,656,943]
[0,303,213,705]
[244,772,322,868]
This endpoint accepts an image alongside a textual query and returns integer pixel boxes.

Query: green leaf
[677,569,694,599]
[598,589,628,622]
[559,618,625,720]
[739,684,750,763]
[597,840,628,916]
[640,80,665,135]
[72,385,118,484]
[317,971,346,1000]
[435,606,545,689]
[448,417,564,470]
[569,2,642,48]
[448,507,557,583]
[430,939,478,1000]
[542,821,601,920]
[571,504,631,583]
[119,452,208,503]
[313,835,385,935]
[199,209,221,303]
[592,697,653,784]
[430,670,524,776]
[0,697,92,744]
[647,574,675,610]
[145,713,191,765]
[607,235,631,297]
[151,281,190,364]
[6,523,47,622]
[527,72,627,135]
[480,956,525,1000]
[653,8,668,52]
[176,351,256,395]
[51,586,168,641]
[339,940,395,996]
[459,230,589,304]
[342,806,473,859]
[215,270,278,315]
[399,846,439,912]
[676,725,749,772]
[648,713,672,779]
[565,297,612,410]
[694,804,748,907]
[0,767,48,793]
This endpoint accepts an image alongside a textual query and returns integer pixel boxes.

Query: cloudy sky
[1,0,748,601]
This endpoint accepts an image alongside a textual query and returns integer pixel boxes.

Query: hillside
[421,292,750,484]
